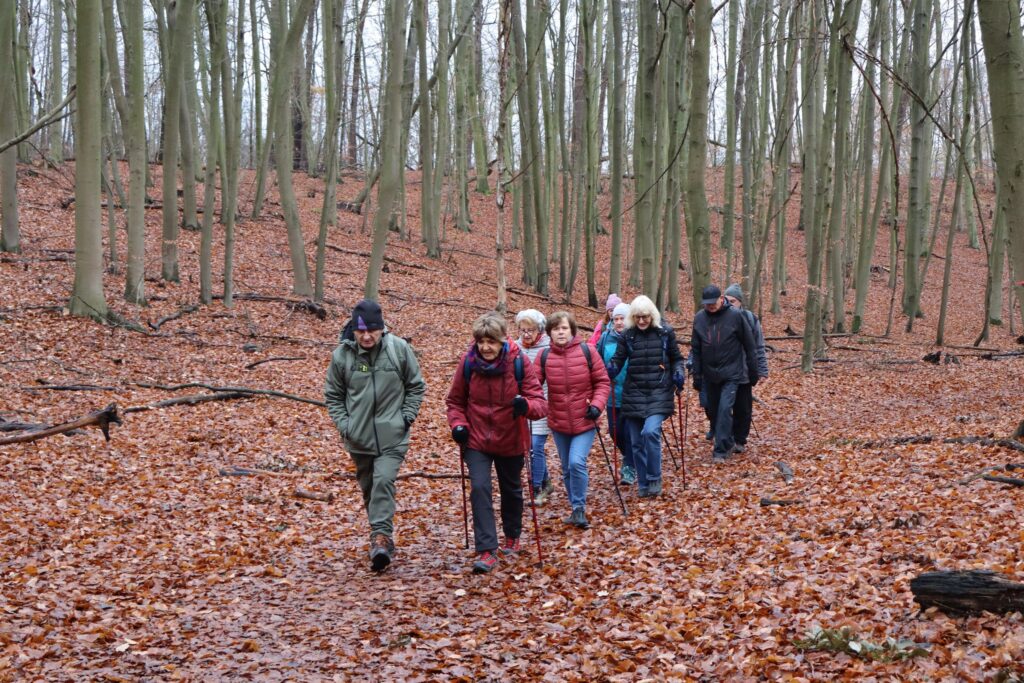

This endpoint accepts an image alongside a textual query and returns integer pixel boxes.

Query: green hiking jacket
[324,332,426,456]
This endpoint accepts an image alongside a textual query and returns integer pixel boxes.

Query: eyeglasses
[635,314,651,321]
[518,328,538,336]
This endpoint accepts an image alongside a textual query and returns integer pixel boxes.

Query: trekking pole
[677,391,687,490]
[520,416,545,567]
[458,444,470,549]
[593,423,628,517]
[663,410,681,471]
[609,391,619,478]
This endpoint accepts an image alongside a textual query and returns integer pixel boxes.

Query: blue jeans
[550,429,595,510]
[607,404,633,469]
[626,414,667,488]
[706,380,739,457]
[529,433,549,489]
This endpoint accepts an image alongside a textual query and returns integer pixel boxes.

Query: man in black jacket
[690,285,759,463]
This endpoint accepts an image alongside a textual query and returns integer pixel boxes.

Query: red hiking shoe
[472,550,499,574]
[499,537,521,557]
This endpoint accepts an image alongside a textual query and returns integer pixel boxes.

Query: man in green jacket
[324,299,426,572]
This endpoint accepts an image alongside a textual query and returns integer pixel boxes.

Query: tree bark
[911,570,1024,616]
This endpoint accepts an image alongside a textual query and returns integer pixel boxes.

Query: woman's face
[612,314,626,333]
[477,336,503,361]
[518,322,539,348]
[635,312,652,330]
[550,320,573,347]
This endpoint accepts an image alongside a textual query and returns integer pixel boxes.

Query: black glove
[750,375,759,387]
[451,426,470,444]
[586,405,601,421]
[673,370,685,391]
[511,396,528,418]
[403,415,415,430]
[693,377,702,392]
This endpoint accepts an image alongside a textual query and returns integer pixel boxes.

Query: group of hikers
[324,287,768,574]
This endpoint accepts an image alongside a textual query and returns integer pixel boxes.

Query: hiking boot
[499,537,521,557]
[472,550,499,574]
[369,534,395,572]
[564,507,589,529]
[647,480,662,497]
[619,465,637,486]
[533,479,553,506]
[733,442,746,454]
[638,487,651,498]
[705,429,714,442]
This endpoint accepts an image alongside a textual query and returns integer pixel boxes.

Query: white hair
[514,309,546,329]
[626,295,662,329]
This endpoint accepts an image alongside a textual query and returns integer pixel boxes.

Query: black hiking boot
[369,534,395,572]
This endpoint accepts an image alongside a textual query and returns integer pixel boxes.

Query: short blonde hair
[627,295,662,329]
[546,311,578,337]
[472,311,508,342]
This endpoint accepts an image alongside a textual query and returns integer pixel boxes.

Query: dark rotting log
[0,404,121,445]
[910,570,1024,616]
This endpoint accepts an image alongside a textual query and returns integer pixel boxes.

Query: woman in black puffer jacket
[607,296,686,498]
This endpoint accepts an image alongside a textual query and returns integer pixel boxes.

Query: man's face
[725,295,742,309]
[356,328,383,349]
[704,297,723,314]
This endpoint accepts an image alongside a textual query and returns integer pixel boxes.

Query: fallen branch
[325,243,438,272]
[245,356,306,370]
[149,304,200,331]
[982,475,1024,488]
[0,404,121,445]
[858,435,1024,453]
[125,392,251,413]
[136,382,326,407]
[218,465,465,481]
[760,497,802,507]
[294,488,335,503]
[0,417,83,437]
[213,293,328,319]
[773,461,794,483]
[20,383,116,392]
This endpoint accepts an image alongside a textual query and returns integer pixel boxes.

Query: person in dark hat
[723,284,769,452]
[690,285,758,463]
[325,299,426,572]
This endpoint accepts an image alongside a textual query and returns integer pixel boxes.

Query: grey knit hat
[723,283,744,304]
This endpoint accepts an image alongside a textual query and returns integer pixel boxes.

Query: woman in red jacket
[543,311,611,529]
[446,312,547,573]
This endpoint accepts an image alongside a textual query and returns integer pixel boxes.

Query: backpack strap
[464,352,525,394]
[540,344,591,383]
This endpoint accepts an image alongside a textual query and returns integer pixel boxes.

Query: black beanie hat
[352,299,385,331]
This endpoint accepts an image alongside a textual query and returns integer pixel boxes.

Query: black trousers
[733,382,753,445]
[463,449,524,553]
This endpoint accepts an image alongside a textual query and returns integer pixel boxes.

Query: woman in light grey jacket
[514,309,554,505]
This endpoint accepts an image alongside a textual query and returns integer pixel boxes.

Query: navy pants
[706,380,739,458]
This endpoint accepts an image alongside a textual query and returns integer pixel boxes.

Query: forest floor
[1,162,1023,681]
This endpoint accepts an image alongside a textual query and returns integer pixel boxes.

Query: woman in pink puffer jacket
[542,311,611,529]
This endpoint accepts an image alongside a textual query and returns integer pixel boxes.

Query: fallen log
[20,383,116,392]
[910,570,1024,616]
[0,404,121,445]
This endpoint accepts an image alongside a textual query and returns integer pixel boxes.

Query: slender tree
[684,0,712,308]
[69,0,109,319]
[0,0,19,253]
[364,0,406,299]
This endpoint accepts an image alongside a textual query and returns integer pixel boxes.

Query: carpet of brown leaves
[1,163,1022,680]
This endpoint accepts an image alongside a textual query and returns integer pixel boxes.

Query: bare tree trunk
[69,0,109,320]
[684,0,712,309]
[0,0,19,253]
[364,0,406,300]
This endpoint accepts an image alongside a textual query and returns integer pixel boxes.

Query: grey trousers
[350,447,406,539]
